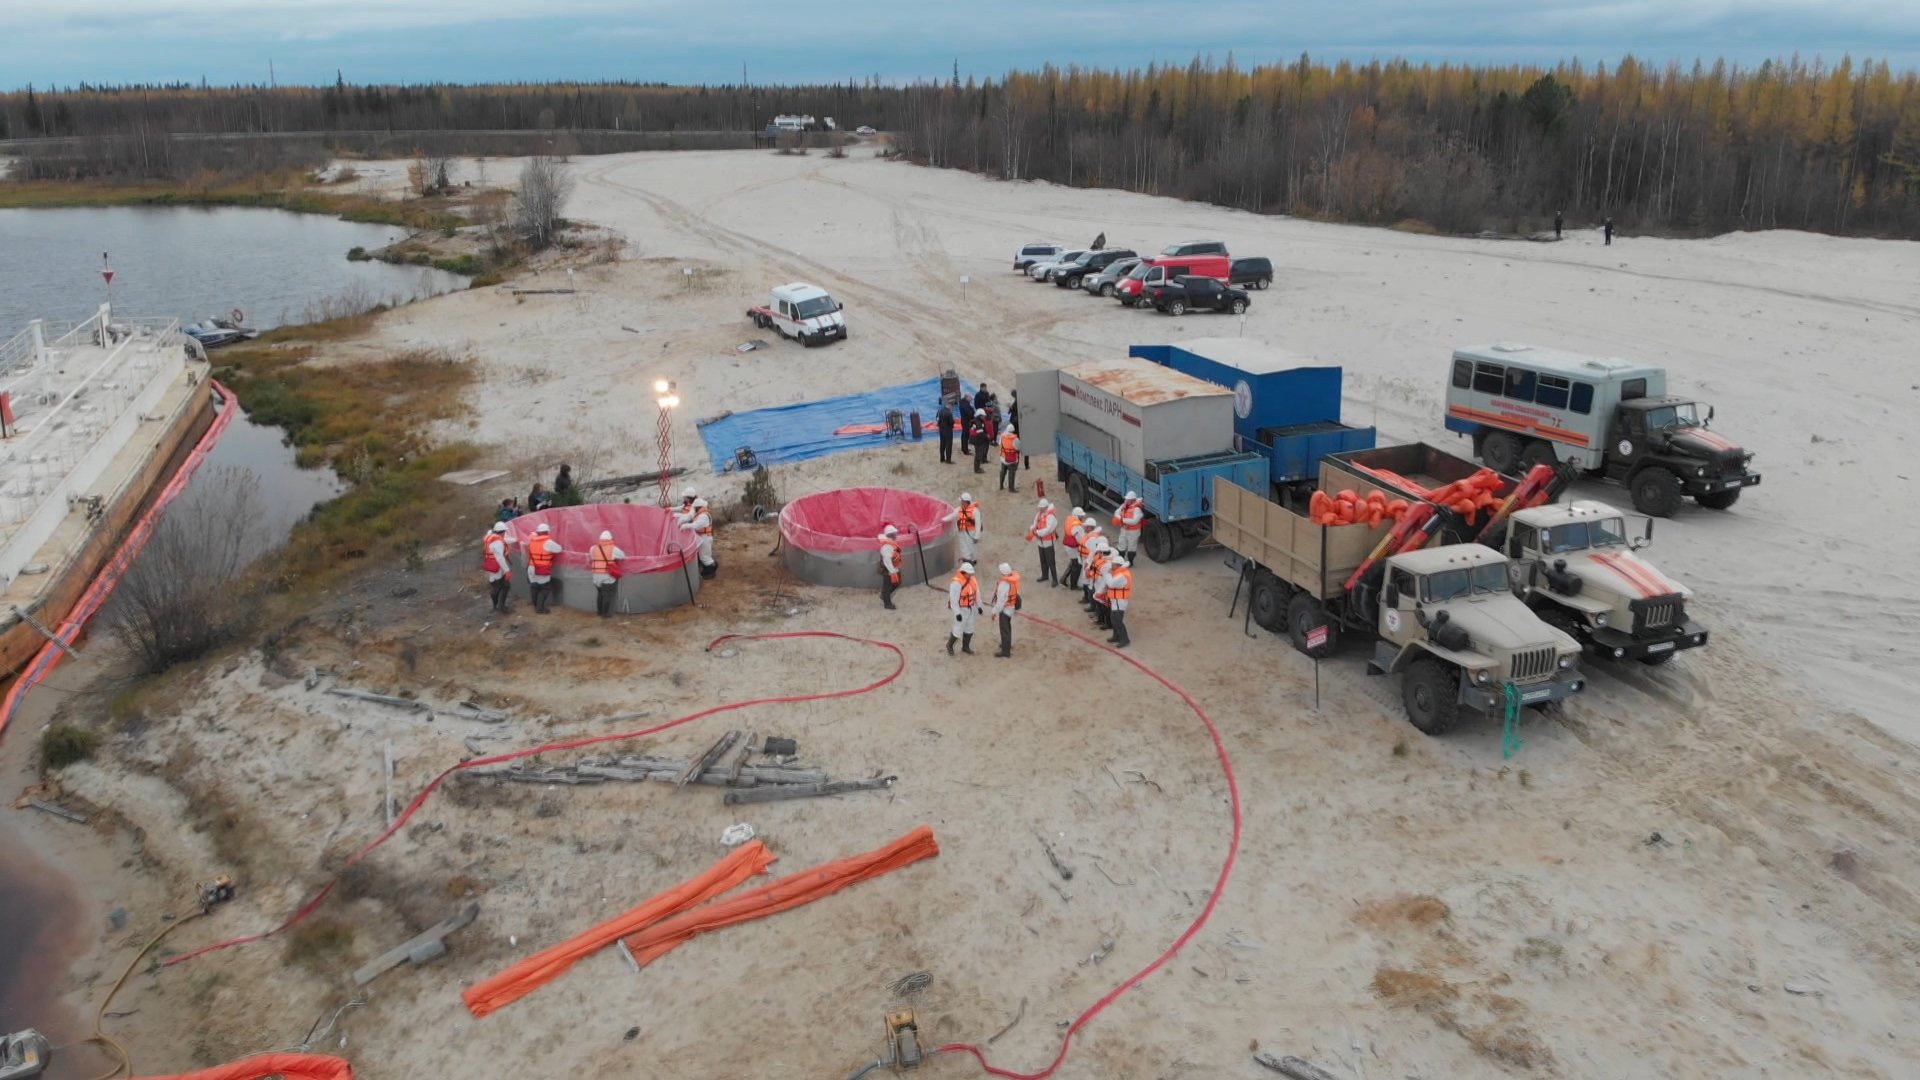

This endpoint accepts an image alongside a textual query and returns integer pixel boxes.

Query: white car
[1028,250,1086,281]
[1013,242,1064,272]
[748,282,847,347]
[855,125,877,136]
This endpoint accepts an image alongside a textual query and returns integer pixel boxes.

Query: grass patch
[284,919,356,973]
[0,174,462,233]
[213,337,478,586]
[39,723,98,771]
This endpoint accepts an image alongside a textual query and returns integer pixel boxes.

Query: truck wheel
[1229,299,1247,315]
[1171,527,1205,559]
[1401,658,1463,736]
[1695,488,1742,510]
[1630,467,1684,518]
[1481,432,1523,474]
[1639,651,1677,666]
[1249,571,1288,633]
[1168,300,1187,316]
[1287,594,1339,658]
[1519,441,1557,471]
[1065,472,1089,512]
[1143,519,1175,563]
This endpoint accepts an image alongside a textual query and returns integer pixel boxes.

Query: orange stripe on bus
[1448,405,1591,448]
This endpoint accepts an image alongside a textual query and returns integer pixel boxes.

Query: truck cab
[1445,343,1759,517]
[1504,500,1708,664]
[1371,545,1585,733]
[748,282,846,347]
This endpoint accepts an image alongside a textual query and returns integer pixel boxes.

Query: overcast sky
[6,0,1917,89]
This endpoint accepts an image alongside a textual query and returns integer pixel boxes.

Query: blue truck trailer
[1016,357,1268,562]
[1128,339,1377,506]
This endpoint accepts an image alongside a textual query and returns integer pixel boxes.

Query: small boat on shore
[183,308,260,349]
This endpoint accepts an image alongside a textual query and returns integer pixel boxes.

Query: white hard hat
[1071,506,1085,516]
[1037,498,1051,509]
[960,561,975,574]
[1124,490,1139,501]
[536,523,552,534]
[1112,556,1129,568]
[491,521,507,533]
[882,524,898,537]
[998,562,1012,575]
[1087,522,1102,532]
[599,530,614,541]
[693,497,708,509]
[960,492,974,503]
[681,486,697,499]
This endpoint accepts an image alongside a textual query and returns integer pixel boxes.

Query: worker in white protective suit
[878,525,902,610]
[679,497,717,578]
[949,493,982,565]
[1113,490,1145,560]
[947,561,980,656]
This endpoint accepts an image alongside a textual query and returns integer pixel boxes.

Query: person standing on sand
[554,464,576,503]
[1554,210,1563,239]
[936,400,955,464]
[1103,556,1133,648]
[957,396,976,456]
[526,523,562,614]
[1059,507,1085,590]
[947,561,980,656]
[997,426,1020,492]
[951,493,981,564]
[974,382,992,412]
[482,521,513,613]
[1026,498,1058,585]
[1604,218,1614,246]
[970,413,990,473]
[987,562,1021,658]
[589,530,624,617]
[879,525,902,610]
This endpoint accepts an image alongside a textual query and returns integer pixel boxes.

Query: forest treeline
[5,53,1919,236]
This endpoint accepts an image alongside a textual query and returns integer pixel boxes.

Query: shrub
[105,467,267,673]
[40,723,98,770]
[345,246,370,262]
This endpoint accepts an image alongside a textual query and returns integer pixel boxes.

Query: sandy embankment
[9,148,1920,1079]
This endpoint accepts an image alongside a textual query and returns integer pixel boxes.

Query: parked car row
[1012,240,1273,317]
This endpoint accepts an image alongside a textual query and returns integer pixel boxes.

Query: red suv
[1115,255,1231,306]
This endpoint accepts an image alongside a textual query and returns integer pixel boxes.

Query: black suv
[1160,240,1229,258]
[1053,248,1138,289]
[1230,257,1273,290]
[1147,275,1250,316]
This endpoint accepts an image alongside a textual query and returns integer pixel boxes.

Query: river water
[0,204,466,333]
[1,204,389,1063]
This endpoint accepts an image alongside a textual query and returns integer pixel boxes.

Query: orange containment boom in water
[136,1054,354,1080]
[623,825,940,967]
[462,840,777,1018]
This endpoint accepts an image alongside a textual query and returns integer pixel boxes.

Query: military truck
[1445,343,1760,517]
[1502,499,1709,665]
[1213,476,1585,734]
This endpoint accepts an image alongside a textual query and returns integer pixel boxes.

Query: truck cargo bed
[1321,442,1511,505]
[1256,420,1377,485]
[1211,476,1386,600]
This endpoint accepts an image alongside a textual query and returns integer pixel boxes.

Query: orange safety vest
[695,519,713,537]
[1107,566,1133,603]
[954,572,979,609]
[956,505,978,533]
[1028,509,1055,542]
[1088,552,1109,589]
[1114,500,1144,532]
[481,533,504,573]
[1062,515,1083,550]
[1079,534,1097,563]
[999,430,1019,464]
[999,570,1022,610]
[527,538,557,575]
[590,541,620,576]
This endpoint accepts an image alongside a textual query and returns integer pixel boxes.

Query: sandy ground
[12,149,1920,1080]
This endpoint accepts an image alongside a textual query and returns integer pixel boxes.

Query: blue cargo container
[1056,432,1268,562]
[1130,339,1377,491]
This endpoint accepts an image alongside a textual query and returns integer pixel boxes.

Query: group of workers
[479,483,715,617]
[934,383,1024,492]
[875,489,1139,654]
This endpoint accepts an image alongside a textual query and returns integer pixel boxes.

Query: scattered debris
[1122,770,1162,793]
[1036,832,1075,880]
[987,997,1026,1044]
[762,736,799,757]
[1080,937,1116,966]
[737,340,770,353]
[580,467,688,494]
[464,755,829,790]
[1784,982,1824,997]
[1091,860,1135,887]
[25,799,87,825]
[720,823,757,847]
[1645,832,1671,847]
[107,906,128,931]
[624,1025,641,1041]
[457,701,512,724]
[888,970,933,997]
[437,468,511,487]
[723,776,896,805]
[675,730,745,789]
[383,741,397,827]
[327,687,428,713]
[351,903,480,987]
[1253,1052,1343,1080]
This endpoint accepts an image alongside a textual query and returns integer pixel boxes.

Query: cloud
[6,0,1916,87]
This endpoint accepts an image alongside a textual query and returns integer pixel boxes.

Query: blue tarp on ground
[697,377,973,473]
